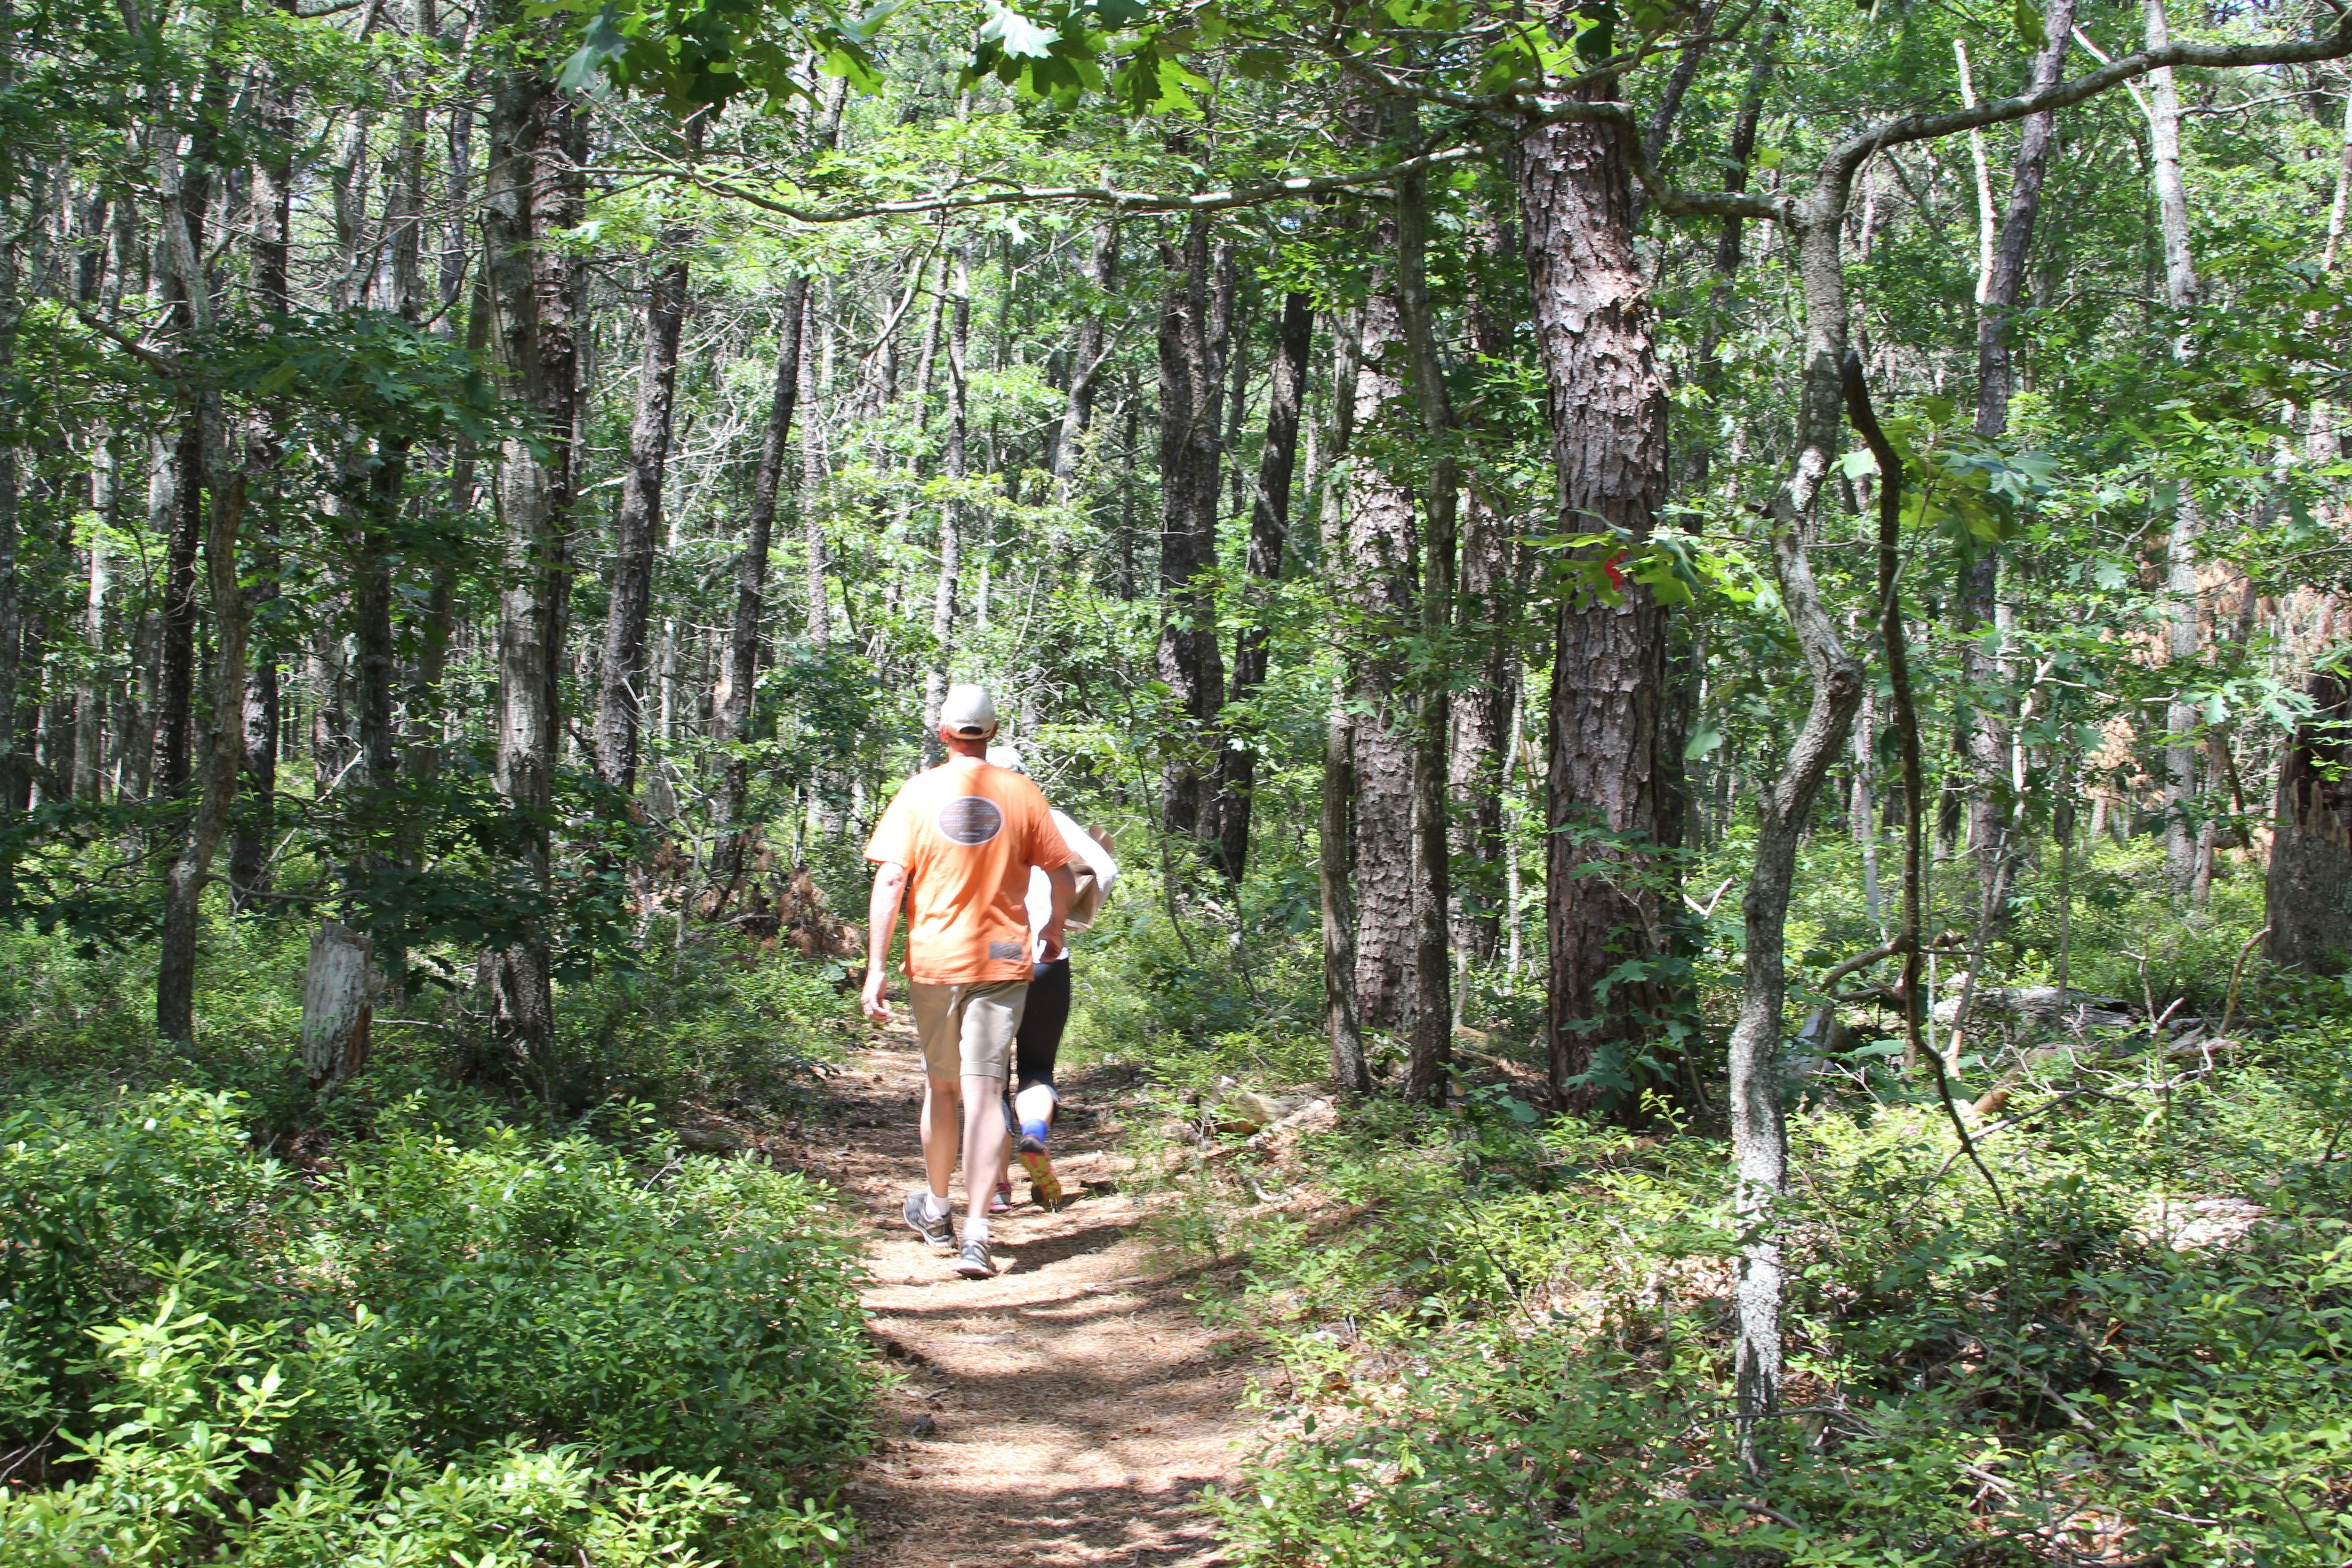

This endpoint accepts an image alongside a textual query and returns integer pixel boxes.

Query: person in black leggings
[986,743,1115,1209]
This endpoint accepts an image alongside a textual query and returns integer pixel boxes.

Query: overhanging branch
[1828,20,2352,181]
[587,144,1485,224]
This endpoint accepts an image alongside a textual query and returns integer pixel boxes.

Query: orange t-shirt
[865,758,1074,984]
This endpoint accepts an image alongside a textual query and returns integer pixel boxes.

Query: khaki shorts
[908,979,1028,1082]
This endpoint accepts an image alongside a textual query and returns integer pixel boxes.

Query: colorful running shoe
[1016,1133,1066,1209]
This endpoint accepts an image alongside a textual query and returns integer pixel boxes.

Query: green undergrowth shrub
[0,1088,872,1566]
[0,910,858,1133]
[1189,1028,2352,1567]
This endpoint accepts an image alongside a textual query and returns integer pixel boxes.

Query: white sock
[919,1190,949,1222]
[965,1215,990,1244]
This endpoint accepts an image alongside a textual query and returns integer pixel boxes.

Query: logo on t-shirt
[935,794,1004,846]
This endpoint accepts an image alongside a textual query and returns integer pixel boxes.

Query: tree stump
[302,921,374,1086]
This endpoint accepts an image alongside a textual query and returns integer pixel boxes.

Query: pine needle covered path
[804,1026,1258,1568]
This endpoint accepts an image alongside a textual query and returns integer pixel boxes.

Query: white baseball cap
[938,682,998,737]
[986,742,1026,773]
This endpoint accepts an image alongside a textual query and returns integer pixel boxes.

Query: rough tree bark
[1396,154,1458,1104]
[1344,248,1419,1038]
[1208,287,1311,881]
[1154,217,1231,841]
[477,51,579,1061]
[1318,307,1370,1092]
[1516,102,1673,1110]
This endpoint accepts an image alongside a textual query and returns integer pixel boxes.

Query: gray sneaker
[954,1233,995,1278]
[902,1191,952,1250]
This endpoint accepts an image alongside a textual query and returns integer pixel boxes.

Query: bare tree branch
[584,144,1485,224]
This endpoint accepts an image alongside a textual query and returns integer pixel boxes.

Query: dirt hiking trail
[805,1025,1261,1568]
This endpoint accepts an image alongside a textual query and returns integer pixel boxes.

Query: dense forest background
[4,0,2352,1559]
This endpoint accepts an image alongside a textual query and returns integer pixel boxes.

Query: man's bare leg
[920,1076,960,1204]
[961,1073,1009,1237]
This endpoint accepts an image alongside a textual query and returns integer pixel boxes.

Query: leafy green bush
[0,1293,848,1568]
[0,1088,872,1566]
[1202,1044,2352,1567]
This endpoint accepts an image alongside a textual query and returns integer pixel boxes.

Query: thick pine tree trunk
[709,275,809,902]
[1515,106,1673,1110]
[1154,218,1231,842]
[1344,260,1419,1038]
[1208,288,1310,881]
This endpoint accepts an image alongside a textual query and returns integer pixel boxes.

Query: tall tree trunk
[1153,218,1231,841]
[595,156,693,797]
[1963,0,2075,929]
[153,415,204,802]
[1344,252,1418,1038]
[1722,151,1872,1464]
[708,274,810,900]
[1208,288,1310,881]
[477,51,578,1062]
[0,173,21,820]
[231,82,292,903]
[2138,0,2209,895]
[1318,307,1369,1092]
[921,243,973,742]
[1396,154,1458,1104]
[802,283,829,644]
[1449,212,1523,965]
[1051,218,1118,503]
[152,121,213,805]
[155,466,252,1041]
[75,467,109,803]
[1516,102,1673,1111]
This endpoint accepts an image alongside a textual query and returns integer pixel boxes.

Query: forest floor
[793,1023,1260,1568]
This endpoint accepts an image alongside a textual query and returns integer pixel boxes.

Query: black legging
[1015,957,1071,1093]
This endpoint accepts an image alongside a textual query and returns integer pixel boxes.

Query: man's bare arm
[862,861,908,1023]
[1040,861,1076,961]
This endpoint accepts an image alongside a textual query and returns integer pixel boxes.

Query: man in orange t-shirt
[864,683,1075,1278]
